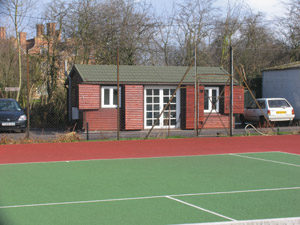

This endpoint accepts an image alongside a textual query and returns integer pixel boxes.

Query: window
[247,100,265,109]
[248,101,258,109]
[101,86,121,108]
[204,87,219,113]
[0,99,21,111]
[144,87,180,128]
[268,99,290,108]
[258,100,266,109]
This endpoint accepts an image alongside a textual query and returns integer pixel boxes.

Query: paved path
[0,125,299,141]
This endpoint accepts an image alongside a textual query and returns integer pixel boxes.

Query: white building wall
[262,69,300,120]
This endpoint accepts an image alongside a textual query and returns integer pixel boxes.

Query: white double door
[144,86,180,129]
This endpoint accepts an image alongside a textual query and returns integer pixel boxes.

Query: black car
[0,98,27,132]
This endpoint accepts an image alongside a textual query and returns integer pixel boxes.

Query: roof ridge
[74,64,225,69]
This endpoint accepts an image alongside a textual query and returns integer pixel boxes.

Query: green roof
[71,64,231,84]
[263,61,300,71]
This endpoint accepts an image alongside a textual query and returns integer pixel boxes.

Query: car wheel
[259,116,266,128]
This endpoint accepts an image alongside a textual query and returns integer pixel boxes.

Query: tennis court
[1,146,300,224]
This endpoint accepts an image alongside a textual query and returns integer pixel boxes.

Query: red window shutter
[78,84,100,110]
[125,85,144,130]
[185,86,205,129]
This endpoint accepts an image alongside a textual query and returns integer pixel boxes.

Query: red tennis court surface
[0,135,299,164]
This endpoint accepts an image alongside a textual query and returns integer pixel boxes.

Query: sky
[34,0,289,22]
[146,0,288,19]
[36,0,287,18]
[232,0,286,17]
[1,0,289,37]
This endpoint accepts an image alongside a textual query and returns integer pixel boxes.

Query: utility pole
[230,45,234,136]
[25,51,30,139]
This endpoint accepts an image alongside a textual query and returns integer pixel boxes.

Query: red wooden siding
[185,86,204,129]
[184,85,235,129]
[78,84,100,110]
[202,114,234,129]
[82,85,118,131]
[224,86,244,114]
[125,85,144,130]
[84,108,117,131]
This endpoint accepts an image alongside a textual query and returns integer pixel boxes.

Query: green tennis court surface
[0,152,300,225]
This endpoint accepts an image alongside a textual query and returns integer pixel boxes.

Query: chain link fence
[1,91,299,144]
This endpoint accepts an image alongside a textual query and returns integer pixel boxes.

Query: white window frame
[204,87,219,113]
[101,86,121,108]
[144,86,181,129]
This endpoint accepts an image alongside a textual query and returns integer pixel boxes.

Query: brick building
[0,23,66,97]
[68,64,244,131]
[0,23,60,54]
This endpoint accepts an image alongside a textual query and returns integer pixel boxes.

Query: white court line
[170,186,300,198]
[0,154,227,166]
[0,151,282,166]
[0,195,162,209]
[1,186,299,209]
[166,196,236,221]
[279,151,300,157]
[174,217,300,225]
[230,153,300,167]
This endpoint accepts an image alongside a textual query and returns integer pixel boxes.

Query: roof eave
[81,81,233,86]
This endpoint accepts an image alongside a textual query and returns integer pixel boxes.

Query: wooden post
[117,47,120,141]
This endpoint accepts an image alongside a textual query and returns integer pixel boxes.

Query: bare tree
[173,0,218,66]
[232,11,287,96]
[0,0,33,101]
[63,0,98,64]
[43,0,69,101]
[278,0,300,61]
[62,0,156,65]
[153,5,177,66]
[94,0,156,65]
[236,12,277,75]
[0,38,19,98]
[212,0,243,68]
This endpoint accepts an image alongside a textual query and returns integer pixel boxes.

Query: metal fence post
[26,51,30,139]
[230,45,233,136]
[86,122,89,140]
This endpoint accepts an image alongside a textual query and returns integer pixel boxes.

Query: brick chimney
[47,23,56,36]
[36,24,44,37]
[19,32,27,47]
[0,27,6,39]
